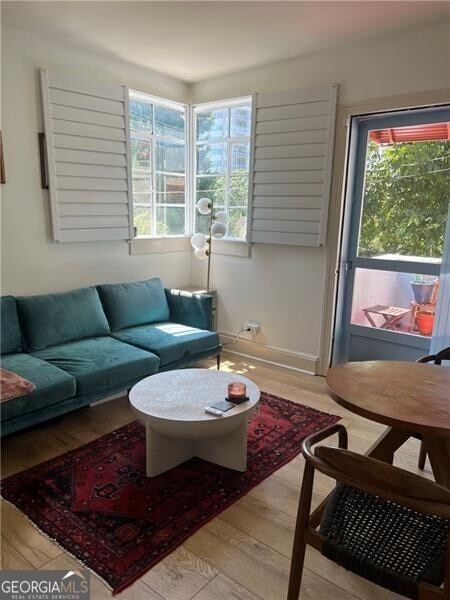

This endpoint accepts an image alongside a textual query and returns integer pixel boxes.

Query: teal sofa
[1,278,221,436]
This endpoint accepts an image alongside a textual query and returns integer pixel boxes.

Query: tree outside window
[194,101,252,239]
[129,92,187,237]
[359,138,450,259]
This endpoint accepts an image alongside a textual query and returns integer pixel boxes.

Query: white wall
[1,24,192,296]
[191,21,450,106]
[191,21,450,365]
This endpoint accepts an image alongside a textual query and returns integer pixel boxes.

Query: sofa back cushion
[17,287,110,351]
[1,296,23,354]
[97,278,170,331]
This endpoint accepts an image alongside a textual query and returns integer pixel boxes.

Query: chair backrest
[417,346,450,365]
[288,425,450,600]
[303,435,450,519]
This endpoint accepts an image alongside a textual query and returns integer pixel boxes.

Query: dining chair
[287,424,450,600]
[417,347,450,470]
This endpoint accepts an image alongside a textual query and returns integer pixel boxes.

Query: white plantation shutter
[248,84,338,246]
[40,69,133,242]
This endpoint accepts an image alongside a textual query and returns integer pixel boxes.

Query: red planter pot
[415,311,435,336]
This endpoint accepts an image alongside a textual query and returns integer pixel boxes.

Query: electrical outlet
[246,320,261,335]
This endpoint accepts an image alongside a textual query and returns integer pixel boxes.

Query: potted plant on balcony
[410,274,438,305]
[415,310,435,336]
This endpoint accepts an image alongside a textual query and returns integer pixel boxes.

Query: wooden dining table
[326,361,450,487]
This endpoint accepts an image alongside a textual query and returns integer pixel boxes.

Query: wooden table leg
[380,313,407,331]
[363,310,378,328]
[366,427,411,463]
[422,436,450,488]
[380,315,395,330]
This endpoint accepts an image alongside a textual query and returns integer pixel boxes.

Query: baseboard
[219,331,318,375]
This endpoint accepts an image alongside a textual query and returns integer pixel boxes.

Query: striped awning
[370,122,450,144]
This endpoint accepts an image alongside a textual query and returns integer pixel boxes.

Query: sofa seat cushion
[97,278,170,331]
[33,337,159,396]
[1,296,23,354]
[17,287,110,352]
[1,353,76,421]
[113,322,220,367]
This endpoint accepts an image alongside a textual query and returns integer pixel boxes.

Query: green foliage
[134,206,152,236]
[155,207,185,236]
[195,106,251,239]
[359,140,450,258]
[196,173,248,238]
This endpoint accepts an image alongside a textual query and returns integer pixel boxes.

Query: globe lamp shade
[211,222,227,239]
[196,197,212,215]
[194,247,209,260]
[191,232,207,250]
[215,211,229,225]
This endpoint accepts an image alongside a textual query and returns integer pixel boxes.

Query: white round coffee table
[129,369,260,477]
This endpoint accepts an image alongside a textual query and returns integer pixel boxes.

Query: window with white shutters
[41,70,338,248]
[40,69,133,243]
[248,84,338,247]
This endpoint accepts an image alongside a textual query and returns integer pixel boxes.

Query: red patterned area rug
[1,392,339,594]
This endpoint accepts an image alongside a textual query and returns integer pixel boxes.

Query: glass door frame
[333,105,450,364]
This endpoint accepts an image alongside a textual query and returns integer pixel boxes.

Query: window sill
[212,239,252,258]
[129,236,191,255]
[129,236,251,257]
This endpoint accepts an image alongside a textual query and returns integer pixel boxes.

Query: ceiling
[3,1,450,83]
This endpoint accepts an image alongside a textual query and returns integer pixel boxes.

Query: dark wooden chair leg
[216,353,221,370]
[415,348,450,471]
[287,462,315,600]
[418,441,427,470]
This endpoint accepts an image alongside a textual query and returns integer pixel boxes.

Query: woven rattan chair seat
[320,484,450,599]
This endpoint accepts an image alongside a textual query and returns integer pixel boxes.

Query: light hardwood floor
[1,354,430,600]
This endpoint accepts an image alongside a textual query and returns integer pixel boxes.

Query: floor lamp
[191,198,229,292]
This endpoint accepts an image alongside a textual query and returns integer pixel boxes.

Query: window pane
[156,192,185,205]
[132,173,152,193]
[196,175,225,192]
[231,105,251,137]
[196,109,229,140]
[228,207,247,238]
[195,213,210,236]
[155,140,185,173]
[129,99,152,134]
[130,92,187,238]
[196,176,226,206]
[134,205,152,236]
[197,143,227,174]
[133,192,152,205]
[154,105,185,139]
[131,138,151,170]
[231,142,250,172]
[351,267,438,339]
[229,174,249,206]
[358,133,450,260]
[156,173,185,196]
[156,206,185,236]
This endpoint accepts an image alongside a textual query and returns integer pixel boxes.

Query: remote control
[204,406,224,417]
